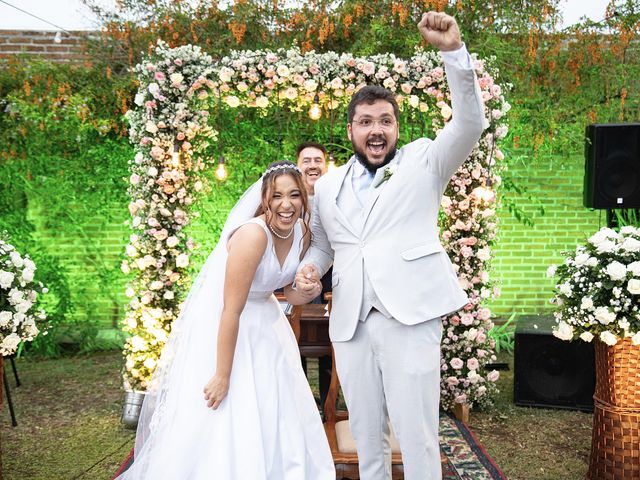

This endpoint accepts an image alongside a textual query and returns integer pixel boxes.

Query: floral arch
[122,41,510,410]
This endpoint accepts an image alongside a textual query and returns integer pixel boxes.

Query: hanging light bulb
[215,155,228,181]
[472,178,495,204]
[308,94,322,120]
[327,153,337,172]
[171,144,181,167]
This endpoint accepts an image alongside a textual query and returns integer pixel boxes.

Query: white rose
[0,311,12,327]
[176,254,189,268]
[594,306,616,325]
[620,226,638,235]
[134,92,145,106]
[147,82,160,95]
[580,297,594,311]
[579,331,594,342]
[145,121,158,134]
[632,332,640,346]
[599,331,618,346]
[163,290,174,300]
[628,261,640,276]
[16,301,32,313]
[1,333,21,354]
[166,236,179,248]
[596,240,617,254]
[546,265,557,278]
[169,73,184,86]
[225,96,240,108]
[477,247,491,261]
[8,288,23,305]
[303,79,318,92]
[23,258,35,271]
[10,251,23,267]
[628,279,640,295]
[574,253,590,266]
[219,67,234,83]
[559,283,572,296]
[0,271,15,289]
[149,281,164,291]
[12,312,25,326]
[255,96,269,108]
[553,321,574,341]
[606,261,627,281]
[589,228,618,245]
[586,257,598,267]
[621,237,640,252]
[21,268,34,283]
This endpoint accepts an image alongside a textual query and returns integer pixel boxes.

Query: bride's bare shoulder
[228,221,268,253]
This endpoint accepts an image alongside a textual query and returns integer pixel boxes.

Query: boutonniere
[373,164,397,188]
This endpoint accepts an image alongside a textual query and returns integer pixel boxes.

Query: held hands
[294,264,322,300]
[418,11,462,52]
[203,374,229,409]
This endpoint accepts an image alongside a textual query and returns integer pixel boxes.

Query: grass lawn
[0,351,591,479]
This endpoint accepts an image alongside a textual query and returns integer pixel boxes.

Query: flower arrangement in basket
[0,235,47,355]
[549,226,640,346]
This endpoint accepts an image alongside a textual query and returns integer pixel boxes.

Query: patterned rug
[440,413,507,480]
[114,413,506,479]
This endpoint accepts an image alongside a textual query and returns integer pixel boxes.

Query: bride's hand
[203,374,229,409]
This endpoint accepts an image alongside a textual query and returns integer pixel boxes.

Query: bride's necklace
[268,222,294,240]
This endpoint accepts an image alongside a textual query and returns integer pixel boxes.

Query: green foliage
[489,312,516,354]
[0,58,135,355]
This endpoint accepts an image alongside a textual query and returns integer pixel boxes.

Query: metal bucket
[121,391,146,429]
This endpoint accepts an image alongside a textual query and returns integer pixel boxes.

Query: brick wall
[0,30,90,63]
[488,151,601,316]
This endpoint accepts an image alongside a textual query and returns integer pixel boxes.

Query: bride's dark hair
[255,161,310,238]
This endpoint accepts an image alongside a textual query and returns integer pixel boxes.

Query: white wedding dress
[117,215,335,479]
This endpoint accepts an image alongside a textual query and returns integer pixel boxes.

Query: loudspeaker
[514,315,595,412]
[584,123,640,209]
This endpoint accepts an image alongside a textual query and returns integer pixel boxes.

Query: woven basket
[587,338,640,480]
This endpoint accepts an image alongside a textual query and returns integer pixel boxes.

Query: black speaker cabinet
[514,315,595,412]
[584,123,640,209]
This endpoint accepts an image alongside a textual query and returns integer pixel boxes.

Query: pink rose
[450,358,464,370]
[154,71,166,81]
[487,370,500,382]
[467,358,479,370]
[460,313,475,326]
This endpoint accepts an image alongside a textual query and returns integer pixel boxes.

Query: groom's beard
[352,139,398,174]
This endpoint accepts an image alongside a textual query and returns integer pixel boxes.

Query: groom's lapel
[331,159,359,237]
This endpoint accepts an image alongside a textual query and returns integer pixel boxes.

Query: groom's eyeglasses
[351,117,397,130]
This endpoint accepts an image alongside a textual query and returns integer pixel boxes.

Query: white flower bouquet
[0,236,47,355]
[550,226,640,346]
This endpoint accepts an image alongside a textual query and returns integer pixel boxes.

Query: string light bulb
[327,153,337,172]
[472,178,495,203]
[171,144,181,167]
[308,94,322,120]
[215,155,228,181]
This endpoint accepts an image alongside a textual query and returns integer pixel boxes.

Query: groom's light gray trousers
[333,309,443,480]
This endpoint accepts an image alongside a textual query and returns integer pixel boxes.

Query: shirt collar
[352,158,371,178]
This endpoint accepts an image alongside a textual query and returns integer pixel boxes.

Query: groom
[296,11,486,480]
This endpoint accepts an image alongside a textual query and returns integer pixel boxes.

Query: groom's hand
[295,264,321,300]
[418,11,462,52]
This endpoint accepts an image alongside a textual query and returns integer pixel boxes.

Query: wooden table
[289,303,332,358]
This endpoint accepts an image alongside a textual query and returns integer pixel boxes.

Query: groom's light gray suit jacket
[305,52,486,342]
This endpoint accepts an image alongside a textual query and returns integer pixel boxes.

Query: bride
[117,161,335,479]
